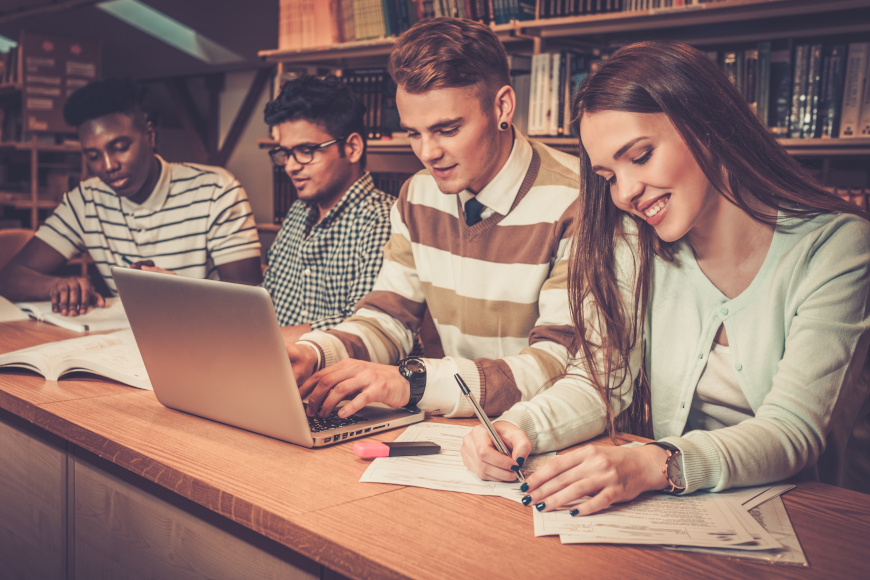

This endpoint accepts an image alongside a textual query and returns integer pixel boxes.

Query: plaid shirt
[263,172,394,329]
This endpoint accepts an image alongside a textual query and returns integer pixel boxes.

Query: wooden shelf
[522,0,870,39]
[0,191,59,209]
[260,136,870,157]
[258,0,870,66]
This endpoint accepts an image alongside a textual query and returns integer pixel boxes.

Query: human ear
[344,132,365,165]
[494,85,516,129]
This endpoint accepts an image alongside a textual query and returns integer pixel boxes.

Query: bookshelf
[259,0,870,214]
[0,139,85,230]
[0,31,99,231]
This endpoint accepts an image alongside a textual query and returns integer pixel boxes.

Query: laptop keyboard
[307,408,370,433]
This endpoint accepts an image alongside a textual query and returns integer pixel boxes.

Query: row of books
[517,40,870,139]
[540,0,727,16]
[712,40,870,139]
[279,0,738,48]
[341,69,400,140]
[522,51,596,137]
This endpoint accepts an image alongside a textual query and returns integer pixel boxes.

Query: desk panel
[0,409,67,580]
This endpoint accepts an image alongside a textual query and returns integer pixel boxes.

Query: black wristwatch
[646,441,686,494]
[398,356,426,409]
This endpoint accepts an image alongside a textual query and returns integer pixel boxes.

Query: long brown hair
[570,41,869,438]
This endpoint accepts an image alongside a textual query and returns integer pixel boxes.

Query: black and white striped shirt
[36,155,261,295]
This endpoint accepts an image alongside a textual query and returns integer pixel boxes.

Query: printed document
[359,422,553,502]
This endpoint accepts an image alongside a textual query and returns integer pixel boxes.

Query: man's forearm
[0,263,63,301]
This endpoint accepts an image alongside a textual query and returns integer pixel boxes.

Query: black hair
[63,78,147,128]
[264,74,367,168]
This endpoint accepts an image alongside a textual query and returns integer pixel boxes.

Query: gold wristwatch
[647,441,686,494]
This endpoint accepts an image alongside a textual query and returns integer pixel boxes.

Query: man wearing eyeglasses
[261,75,395,346]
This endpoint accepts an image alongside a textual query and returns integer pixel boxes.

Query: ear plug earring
[500,121,509,130]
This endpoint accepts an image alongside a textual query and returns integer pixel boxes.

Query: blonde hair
[388,17,511,112]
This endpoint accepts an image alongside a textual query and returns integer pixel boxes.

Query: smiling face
[580,110,722,243]
[397,85,506,195]
[275,118,362,216]
[79,112,159,204]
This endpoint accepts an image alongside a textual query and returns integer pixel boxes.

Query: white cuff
[417,357,462,415]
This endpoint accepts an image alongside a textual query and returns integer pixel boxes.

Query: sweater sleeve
[670,216,870,493]
[496,228,641,452]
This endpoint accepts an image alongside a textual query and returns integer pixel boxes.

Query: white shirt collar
[458,131,533,216]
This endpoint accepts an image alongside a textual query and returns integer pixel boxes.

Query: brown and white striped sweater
[302,133,579,417]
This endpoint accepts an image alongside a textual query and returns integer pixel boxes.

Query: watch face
[668,452,685,489]
[404,358,425,375]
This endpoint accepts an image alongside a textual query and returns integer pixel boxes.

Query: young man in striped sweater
[290,17,580,421]
[0,79,262,315]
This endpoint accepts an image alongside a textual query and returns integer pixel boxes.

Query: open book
[15,298,130,333]
[0,295,30,323]
[0,329,151,390]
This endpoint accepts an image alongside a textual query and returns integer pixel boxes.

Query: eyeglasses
[268,137,345,166]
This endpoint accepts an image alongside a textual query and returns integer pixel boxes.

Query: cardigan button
[734,363,743,371]
[720,307,729,316]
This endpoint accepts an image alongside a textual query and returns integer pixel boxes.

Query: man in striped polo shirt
[262,75,394,347]
[0,79,262,316]
[291,18,581,426]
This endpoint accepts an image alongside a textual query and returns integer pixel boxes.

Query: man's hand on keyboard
[299,359,410,419]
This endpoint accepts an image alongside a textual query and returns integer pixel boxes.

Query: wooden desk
[1,320,869,579]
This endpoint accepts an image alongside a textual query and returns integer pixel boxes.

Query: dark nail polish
[535,502,546,511]
[521,495,532,506]
[510,464,519,472]
[520,482,529,493]
[516,456,525,468]
[570,508,579,517]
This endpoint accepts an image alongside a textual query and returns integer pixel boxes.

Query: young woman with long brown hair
[461,41,870,515]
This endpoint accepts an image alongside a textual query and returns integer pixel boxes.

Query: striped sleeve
[34,186,88,258]
[206,179,261,266]
[309,194,423,369]
[496,225,641,452]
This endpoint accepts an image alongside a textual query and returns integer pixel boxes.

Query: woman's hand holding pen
[519,444,669,516]
[460,422,531,482]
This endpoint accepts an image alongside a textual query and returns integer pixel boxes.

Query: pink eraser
[353,441,440,459]
[353,441,390,458]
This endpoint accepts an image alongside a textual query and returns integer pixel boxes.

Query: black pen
[454,373,526,484]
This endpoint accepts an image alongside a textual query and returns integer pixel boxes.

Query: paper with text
[536,491,760,548]
[359,422,553,502]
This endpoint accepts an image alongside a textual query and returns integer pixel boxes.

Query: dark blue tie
[465,197,484,226]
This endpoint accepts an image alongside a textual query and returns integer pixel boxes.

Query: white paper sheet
[359,422,553,502]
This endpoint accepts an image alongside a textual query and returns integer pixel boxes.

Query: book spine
[801,43,823,138]
[768,39,793,136]
[788,43,809,138]
[743,48,759,116]
[756,41,771,126]
[839,42,869,137]
[858,48,870,136]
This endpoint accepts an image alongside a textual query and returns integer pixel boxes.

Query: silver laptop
[112,267,424,447]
